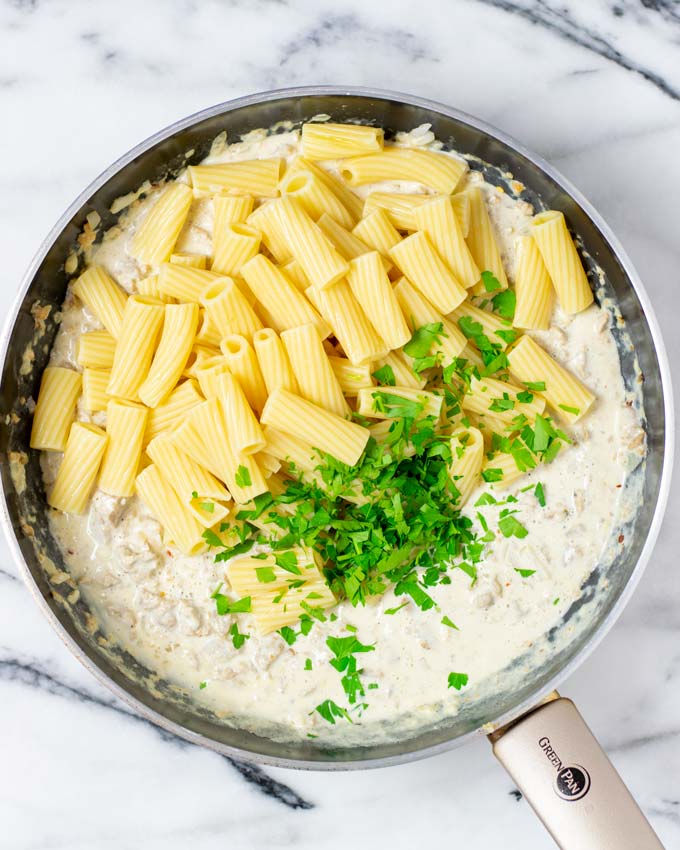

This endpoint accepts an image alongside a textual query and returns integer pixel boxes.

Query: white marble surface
[1,0,679,847]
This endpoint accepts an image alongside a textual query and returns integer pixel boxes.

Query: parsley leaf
[255,566,277,583]
[514,568,536,578]
[274,551,301,574]
[481,270,502,292]
[524,381,546,392]
[534,482,546,507]
[229,622,250,649]
[372,364,396,386]
[278,626,297,645]
[403,322,445,358]
[448,672,469,690]
[441,615,459,630]
[498,515,528,539]
[235,465,252,488]
[315,699,352,725]
[491,289,516,320]
[211,589,252,616]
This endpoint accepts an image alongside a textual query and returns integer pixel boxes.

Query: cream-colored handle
[491,696,664,849]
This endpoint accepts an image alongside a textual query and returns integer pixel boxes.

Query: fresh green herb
[255,566,277,583]
[274,551,301,574]
[534,482,546,507]
[482,468,503,483]
[441,615,459,630]
[229,622,250,649]
[304,658,313,670]
[481,270,502,292]
[498,514,528,539]
[385,601,409,615]
[199,681,207,689]
[235,464,252,488]
[553,597,560,605]
[278,626,297,645]
[447,672,469,690]
[458,316,484,339]
[403,322,445,359]
[315,699,352,725]
[524,381,546,392]
[491,289,516,320]
[326,635,375,705]
[372,364,396,386]
[211,588,252,616]
[514,568,536,578]
[516,391,534,404]
[202,529,224,549]
[372,391,425,419]
[558,404,580,416]
[489,394,515,413]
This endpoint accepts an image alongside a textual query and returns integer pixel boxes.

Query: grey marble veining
[0,1,679,848]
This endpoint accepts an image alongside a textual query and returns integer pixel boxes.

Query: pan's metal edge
[0,85,673,771]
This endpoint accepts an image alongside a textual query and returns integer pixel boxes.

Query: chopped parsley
[315,699,352,725]
[514,568,536,578]
[211,587,252,616]
[372,364,396,386]
[480,270,502,292]
[255,566,277,583]
[524,381,546,392]
[447,672,469,690]
[199,681,207,689]
[403,322,446,358]
[235,464,252,488]
[558,403,580,416]
[304,658,313,670]
[498,512,528,539]
[441,615,459,630]
[229,622,250,649]
[534,482,546,507]
[491,289,516,320]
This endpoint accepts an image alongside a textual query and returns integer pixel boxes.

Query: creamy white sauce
[43,126,645,744]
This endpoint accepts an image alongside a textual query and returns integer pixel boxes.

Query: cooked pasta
[47,423,106,513]
[220,334,268,414]
[200,277,263,340]
[281,323,349,418]
[106,295,165,400]
[448,301,515,350]
[136,463,207,555]
[341,147,467,193]
[189,159,282,197]
[211,222,261,276]
[144,379,204,444]
[253,328,299,395]
[465,187,508,292]
[158,263,219,303]
[137,274,175,303]
[131,183,193,266]
[448,427,484,506]
[98,400,148,497]
[327,356,374,396]
[413,195,480,289]
[247,201,292,264]
[352,208,402,258]
[30,367,82,451]
[392,277,467,361]
[507,335,595,423]
[82,368,110,412]
[139,302,200,408]
[363,192,433,231]
[71,266,127,339]
[316,213,375,261]
[214,370,266,455]
[260,388,370,467]
[513,235,555,330]
[286,156,364,222]
[280,169,354,229]
[346,251,411,349]
[170,253,208,269]
[213,194,254,227]
[373,350,426,390]
[302,122,384,160]
[462,375,546,424]
[531,210,593,314]
[76,330,117,370]
[356,386,443,420]
[389,231,467,314]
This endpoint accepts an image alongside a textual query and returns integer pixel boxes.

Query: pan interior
[0,91,666,766]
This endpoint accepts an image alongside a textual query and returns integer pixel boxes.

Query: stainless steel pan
[0,87,673,849]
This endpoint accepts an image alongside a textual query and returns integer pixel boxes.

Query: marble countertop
[1,1,679,847]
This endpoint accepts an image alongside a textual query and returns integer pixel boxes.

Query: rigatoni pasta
[71,266,127,339]
[302,122,384,160]
[30,367,82,452]
[48,423,107,513]
[389,231,467,314]
[189,159,282,197]
[106,295,165,400]
[131,183,193,267]
[98,400,148,497]
[281,323,349,418]
[346,251,411,349]
[139,302,199,408]
[341,147,467,193]
[513,235,555,330]
[531,210,594,314]
[253,328,299,395]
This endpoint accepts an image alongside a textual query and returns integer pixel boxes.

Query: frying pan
[0,87,672,849]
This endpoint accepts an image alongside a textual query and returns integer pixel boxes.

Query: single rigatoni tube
[531,210,593,314]
[346,251,411,349]
[393,277,467,361]
[363,192,433,231]
[513,235,555,330]
[211,222,261,276]
[213,193,254,227]
[98,400,148,497]
[464,187,508,292]
[450,192,471,237]
[413,195,480,289]
[280,259,310,292]
[282,324,349,418]
[302,122,384,160]
[352,208,402,258]
[48,423,107,514]
[214,370,266,455]
[30,367,82,451]
[274,196,349,289]
[146,434,231,527]
[82,369,110,412]
[287,156,363,222]
[341,148,467,193]
[106,295,165,400]
[307,281,388,365]
[144,378,204,443]
[449,301,515,350]
[261,389,370,467]
[356,386,443,420]
[170,253,207,269]
[171,397,233,482]
[247,201,292,263]
[253,328,299,395]
[200,277,262,340]
[507,335,595,423]
[131,183,193,267]
[280,169,354,229]
[157,264,220,302]
[317,213,374,261]
[135,464,207,555]
[373,350,426,389]
[328,356,374,396]
[262,425,320,475]
[76,330,117,369]
[220,334,268,413]
[256,451,281,477]
[240,254,330,338]
[448,428,484,506]
[462,375,546,424]
[138,303,200,408]
[189,159,282,196]
[389,231,467,314]
[71,266,128,338]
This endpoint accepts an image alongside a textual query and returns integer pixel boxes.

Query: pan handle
[490,694,665,849]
